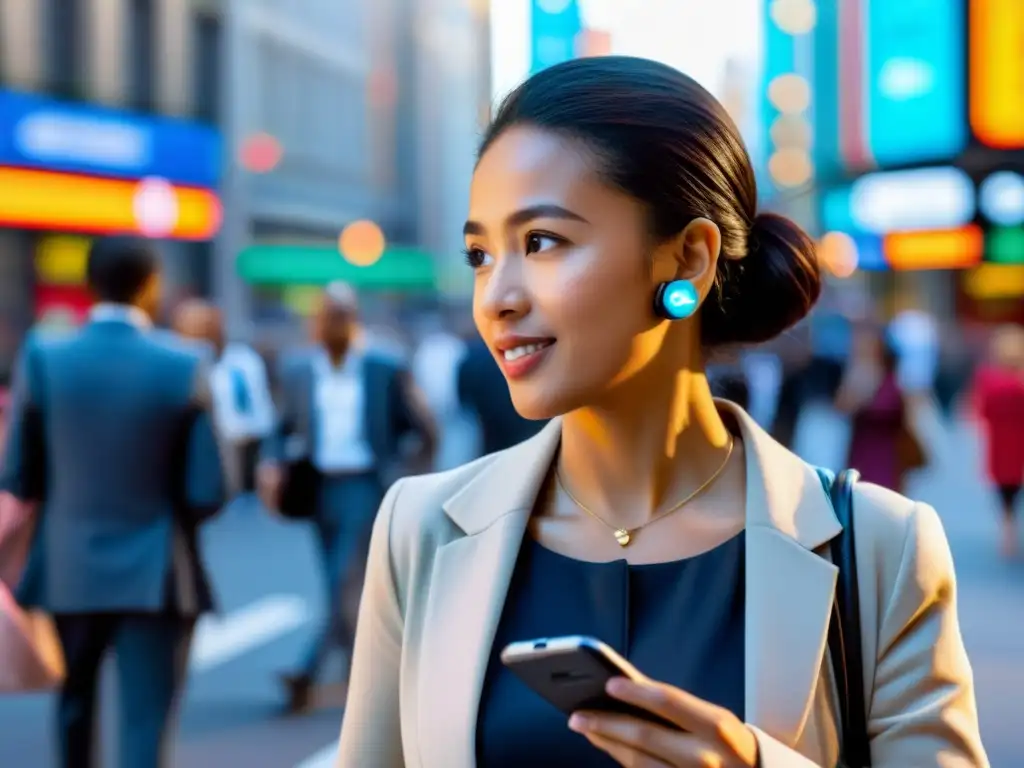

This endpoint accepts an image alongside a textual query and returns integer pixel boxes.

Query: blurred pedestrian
[411,310,470,470]
[173,300,275,497]
[889,306,939,400]
[257,280,436,713]
[970,325,1024,557]
[0,237,225,768]
[836,323,926,493]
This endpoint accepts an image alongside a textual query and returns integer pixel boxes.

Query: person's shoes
[281,673,314,715]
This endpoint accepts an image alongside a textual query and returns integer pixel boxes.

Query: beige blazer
[337,404,988,767]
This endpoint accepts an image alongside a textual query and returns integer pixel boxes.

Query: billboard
[530,0,583,74]
[864,0,967,166]
[970,0,1024,149]
[0,167,221,240]
[0,89,222,188]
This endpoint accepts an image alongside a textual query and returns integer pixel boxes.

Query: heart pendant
[614,528,631,547]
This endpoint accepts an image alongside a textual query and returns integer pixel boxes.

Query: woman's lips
[498,339,555,380]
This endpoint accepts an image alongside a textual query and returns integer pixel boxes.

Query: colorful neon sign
[970,0,1024,149]
[0,167,221,240]
[864,1,967,166]
[0,89,221,187]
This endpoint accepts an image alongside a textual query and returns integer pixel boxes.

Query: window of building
[126,0,155,110]
[193,13,221,124]
[47,0,83,98]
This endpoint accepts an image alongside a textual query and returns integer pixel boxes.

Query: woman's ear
[651,218,722,294]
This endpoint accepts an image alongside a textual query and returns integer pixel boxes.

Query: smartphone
[500,635,680,729]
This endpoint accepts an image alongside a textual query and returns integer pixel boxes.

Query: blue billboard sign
[865,0,967,166]
[0,89,222,188]
[530,0,583,74]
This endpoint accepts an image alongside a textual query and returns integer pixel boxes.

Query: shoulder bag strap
[815,467,872,767]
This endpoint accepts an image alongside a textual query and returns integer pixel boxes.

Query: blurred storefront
[761,0,1024,324]
[0,87,223,377]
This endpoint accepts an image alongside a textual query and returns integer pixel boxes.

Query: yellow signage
[970,0,1024,149]
[884,226,983,270]
[964,264,1024,300]
[35,236,91,285]
[0,167,222,240]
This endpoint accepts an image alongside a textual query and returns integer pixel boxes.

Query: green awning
[988,227,1024,264]
[236,244,436,290]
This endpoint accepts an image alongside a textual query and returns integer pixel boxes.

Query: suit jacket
[336,402,988,767]
[0,318,225,615]
[261,347,431,487]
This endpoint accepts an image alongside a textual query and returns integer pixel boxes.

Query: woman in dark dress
[837,325,925,494]
[337,56,987,768]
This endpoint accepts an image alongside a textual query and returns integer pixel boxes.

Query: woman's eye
[463,247,493,269]
[525,233,562,255]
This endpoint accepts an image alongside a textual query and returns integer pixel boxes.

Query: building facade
[217,0,492,335]
[0,0,223,380]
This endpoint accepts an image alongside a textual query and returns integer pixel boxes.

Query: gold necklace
[556,436,735,547]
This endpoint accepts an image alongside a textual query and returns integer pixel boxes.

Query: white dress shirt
[89,303,152,330]
[313,349,375,474]
[210,343,276,444]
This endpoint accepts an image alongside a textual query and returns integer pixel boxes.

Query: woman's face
[465,126,693,420]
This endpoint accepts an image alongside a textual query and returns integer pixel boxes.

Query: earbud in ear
[653,280,700,320]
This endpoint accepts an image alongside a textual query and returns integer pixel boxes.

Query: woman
[971,325,1024,557]
[338,57,986,767]
[836,324,925,494]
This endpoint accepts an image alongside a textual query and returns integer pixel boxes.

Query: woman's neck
[559,366,732,527]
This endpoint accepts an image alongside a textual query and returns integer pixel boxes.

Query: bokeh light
[133,176,179,237]
[239,132,282,173]
[768,148,813,188]
[818,231,859,278]
[770,0,817,35]
[768,74,811,114]
[769,114,812,148]
[339,220,386,266]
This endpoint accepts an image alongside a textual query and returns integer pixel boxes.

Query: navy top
[477,533,746,767]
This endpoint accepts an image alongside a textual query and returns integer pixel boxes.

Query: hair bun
[699,212,822,345]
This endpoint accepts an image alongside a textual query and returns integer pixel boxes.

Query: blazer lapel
[415,405,842,761]
[725,404,842,747]
[417,420,563,768]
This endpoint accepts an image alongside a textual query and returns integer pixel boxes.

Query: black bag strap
[815,467,872,768]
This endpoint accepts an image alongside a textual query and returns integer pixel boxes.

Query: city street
[0,407,1021,766]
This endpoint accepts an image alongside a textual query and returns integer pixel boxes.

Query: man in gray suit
[0,237,225,768]
[258,281,436,713]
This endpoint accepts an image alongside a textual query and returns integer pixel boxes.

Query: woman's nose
[478,259,530,321]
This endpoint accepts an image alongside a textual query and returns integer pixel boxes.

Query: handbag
[279,457,320,520]
[815,468,872,768]
[0,493,64,693]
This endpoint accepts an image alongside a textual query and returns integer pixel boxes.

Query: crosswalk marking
[189,594,310,672]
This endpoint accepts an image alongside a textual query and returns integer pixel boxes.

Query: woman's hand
[568,677,759,767]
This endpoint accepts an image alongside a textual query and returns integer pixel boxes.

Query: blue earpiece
[653,280,699,320]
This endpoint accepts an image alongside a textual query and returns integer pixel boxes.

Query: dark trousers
[239,439,260,493]
[301,471,383,681]
[53,613,194,768]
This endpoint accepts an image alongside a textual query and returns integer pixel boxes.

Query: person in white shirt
[412,313,472,470]
[257,281,436,713]
[888,308,939,397]
[173,300,275,497]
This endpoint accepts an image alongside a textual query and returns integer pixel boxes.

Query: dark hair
[85,237,159,304]
[480,56,821,346]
